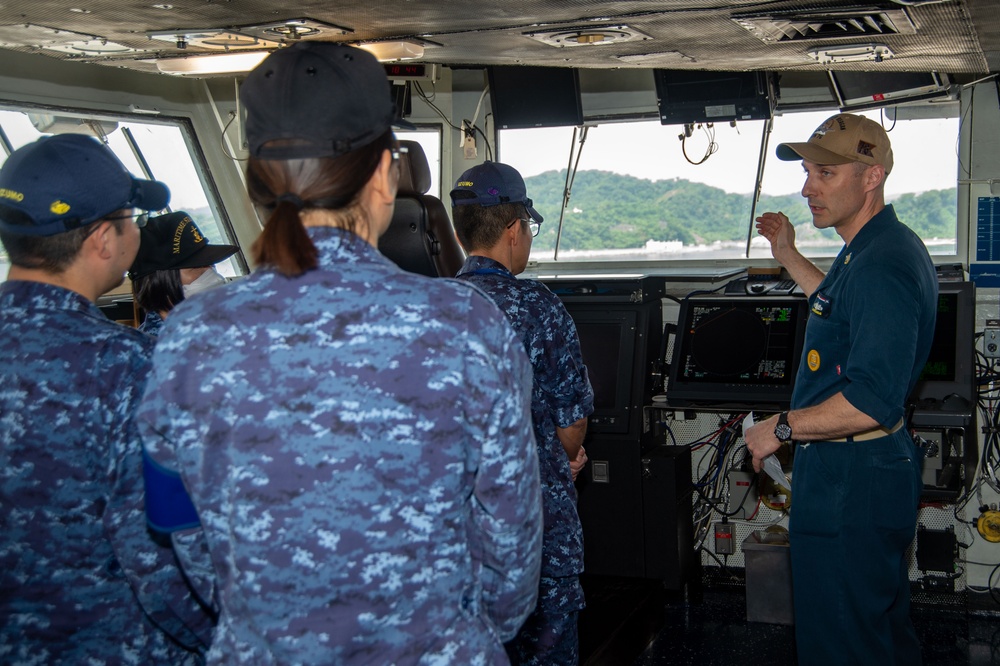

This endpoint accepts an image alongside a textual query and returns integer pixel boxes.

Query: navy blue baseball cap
[449,161,543,223]
[241,42,396,161]
[0,134,170,237]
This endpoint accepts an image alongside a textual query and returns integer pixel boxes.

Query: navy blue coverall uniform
[789,204,937,665]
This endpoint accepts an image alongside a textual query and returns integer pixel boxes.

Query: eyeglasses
[105,212,149,228]
[507,217,541,237]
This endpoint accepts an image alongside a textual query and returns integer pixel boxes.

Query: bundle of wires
[975,333,1000,498]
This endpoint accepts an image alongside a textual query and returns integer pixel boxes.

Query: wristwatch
[774,411,793,443]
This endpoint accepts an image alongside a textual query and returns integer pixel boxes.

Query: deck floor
[579,574,1000,666]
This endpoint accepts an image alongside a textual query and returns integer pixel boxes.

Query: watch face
[774,423,792,442]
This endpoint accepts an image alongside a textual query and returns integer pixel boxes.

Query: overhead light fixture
[233,18,353,42]
[148,29,280,51]
[155,51,269,75]
[807,43,894,64]
[42,38,137,56]
[149,19,351,50]
[0,24,141,56]
[524,24,652,48]
[356,40,424,62]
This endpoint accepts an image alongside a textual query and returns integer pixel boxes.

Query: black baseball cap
[449,161,543,223]
[0,134,170,237]
[128,212,238,280]
[240,42,396,160]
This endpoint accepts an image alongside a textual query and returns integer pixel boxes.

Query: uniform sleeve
[532,290,594,428]
[100,337,215,652]
[461,294,543,641]
[136,354,219,619]
[841,261,927,426]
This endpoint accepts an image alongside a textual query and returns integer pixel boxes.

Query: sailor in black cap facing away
[136,41,543,665]
[129,211,239,336]
[0,133,213,663]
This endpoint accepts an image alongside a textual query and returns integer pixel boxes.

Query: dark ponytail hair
[246,130,395,276]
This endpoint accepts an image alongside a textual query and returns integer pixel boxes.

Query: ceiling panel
[0,1,991,77]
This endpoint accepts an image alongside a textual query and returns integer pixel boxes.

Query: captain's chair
[378,140,466,278]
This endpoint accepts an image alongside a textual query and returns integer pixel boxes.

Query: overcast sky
[498,109,960,199]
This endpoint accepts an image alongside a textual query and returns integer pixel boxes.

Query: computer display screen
[653,70,776,124]
[488,65,583,130]
[667,296,809,409]
[570,308,637,434]
[829,71,949,111]
[909,281,976,407]
[920,291,960,382]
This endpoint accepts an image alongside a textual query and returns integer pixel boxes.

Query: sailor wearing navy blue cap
[0,134,212,662]
[137,42,543,665]
[451,161,595,666]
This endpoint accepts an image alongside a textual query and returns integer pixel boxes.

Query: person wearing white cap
[744,113,938,665]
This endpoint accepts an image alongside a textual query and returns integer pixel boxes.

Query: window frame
[495,105,963,274]
[0,99,247,279]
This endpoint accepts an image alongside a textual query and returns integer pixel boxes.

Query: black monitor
[488,66,583,130]
[653,70,778,125]
[571,308,638,434]
[667,295,809,409]
[909,281,976,409]
[560,295,663,437]
[829,71,950,111]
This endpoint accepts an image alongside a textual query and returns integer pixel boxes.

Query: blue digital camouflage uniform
[137,226,544,665]
[0,280,212,665]
[138,309,165,336]
[456,255,595,666]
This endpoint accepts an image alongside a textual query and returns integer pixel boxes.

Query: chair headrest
[397,140,431,196]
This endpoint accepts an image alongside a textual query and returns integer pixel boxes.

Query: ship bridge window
[0,106,242,283]
[754,108,958,260]
[498,108,958,267]
[395,127,443,199]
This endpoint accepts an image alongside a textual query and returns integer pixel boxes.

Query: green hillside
[524,169,957,252]
[0,172,958,266]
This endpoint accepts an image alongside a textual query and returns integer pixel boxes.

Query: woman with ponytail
[135,41,543,664]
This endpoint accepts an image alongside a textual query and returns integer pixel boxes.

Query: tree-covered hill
[523,169,956,252]
[0,171,958,266]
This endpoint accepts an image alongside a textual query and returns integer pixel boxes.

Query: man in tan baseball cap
[755,112,896,278]
[776,112,894,174]
[744,112,937,666]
